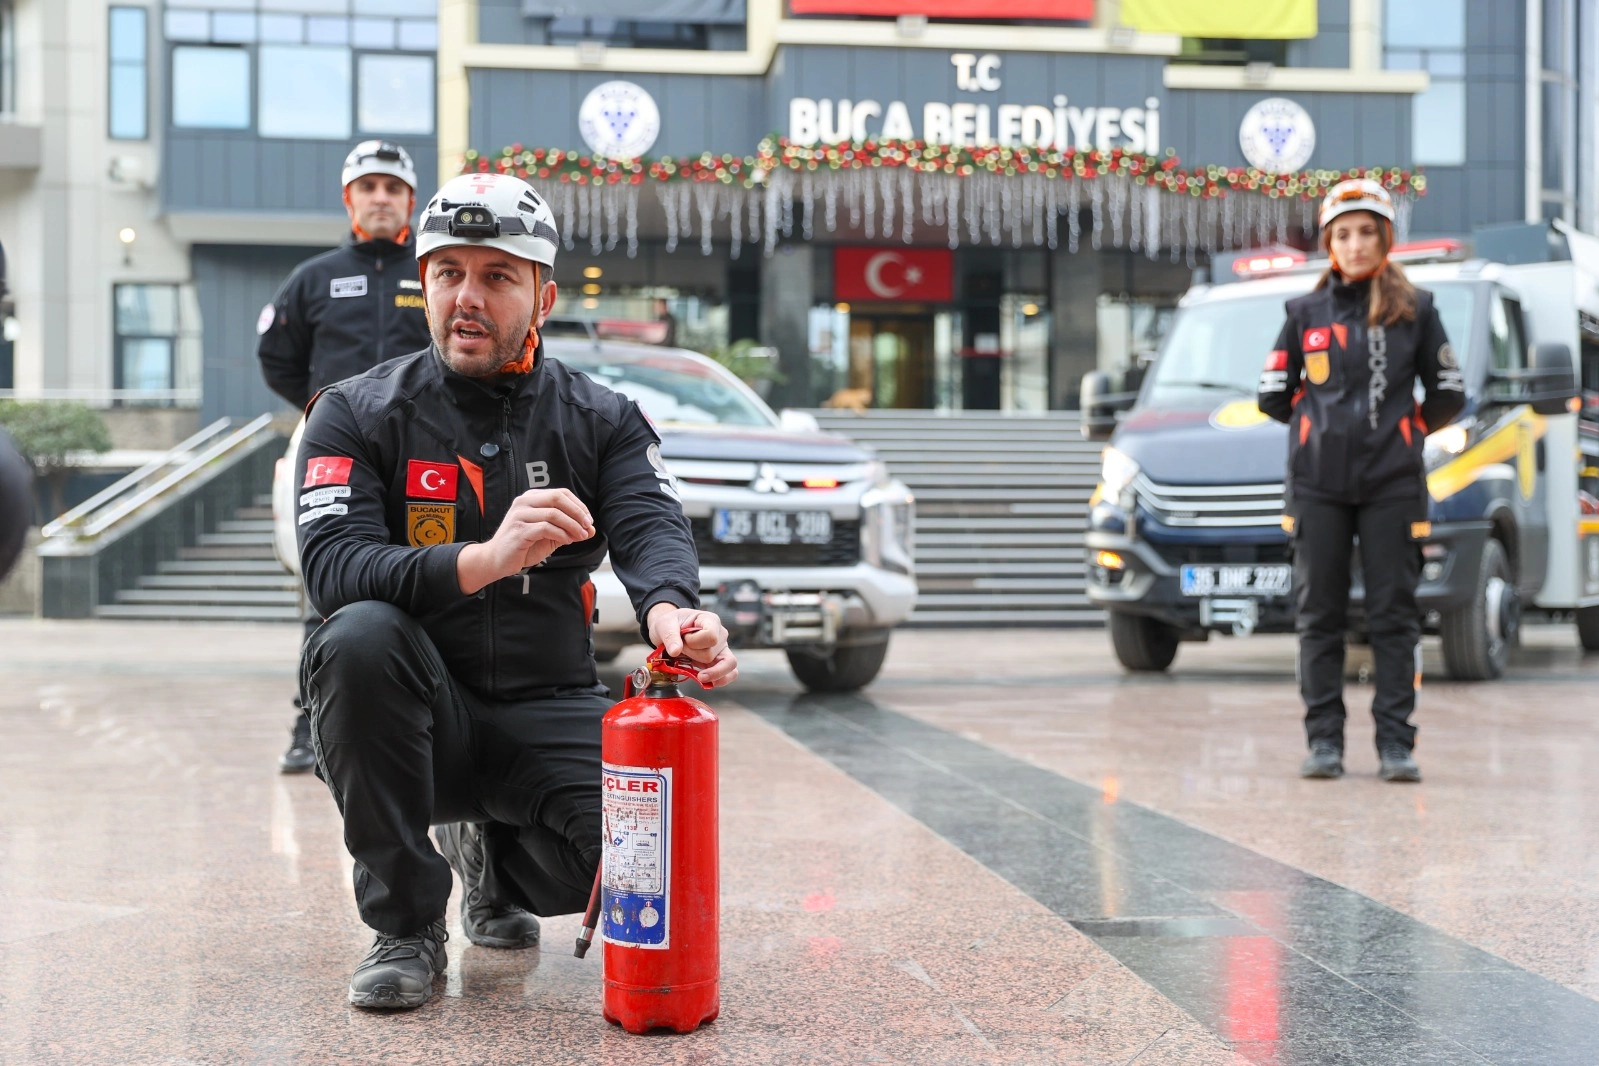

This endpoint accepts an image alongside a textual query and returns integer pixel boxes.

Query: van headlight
[1098,446,1141,508]
[860,481,915,575]
[1424,423,1470,469]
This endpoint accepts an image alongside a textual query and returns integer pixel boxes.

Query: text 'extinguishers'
[575,643,719,1035]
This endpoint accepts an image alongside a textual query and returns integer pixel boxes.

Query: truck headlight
[1097,446,1141,508]
[861,481,915,575]
[1423,423,1470,469]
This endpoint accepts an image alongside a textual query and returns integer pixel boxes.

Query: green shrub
[0,400,111,517]
[700,339,786,388]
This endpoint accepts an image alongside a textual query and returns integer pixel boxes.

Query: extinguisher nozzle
[574,933,593,959]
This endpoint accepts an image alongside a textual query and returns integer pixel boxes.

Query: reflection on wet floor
[0,620,1596,1064]
[745,688,1599,1064]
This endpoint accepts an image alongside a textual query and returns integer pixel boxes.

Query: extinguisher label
[600,762,671,949]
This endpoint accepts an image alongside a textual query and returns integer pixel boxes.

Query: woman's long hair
[1315,216,1418,328]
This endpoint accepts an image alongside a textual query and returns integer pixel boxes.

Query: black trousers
[300,600,606,936]
[1292,497,1422,754]
[294,593,319,715]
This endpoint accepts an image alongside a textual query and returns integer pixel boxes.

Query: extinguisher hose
[574,865,603,958]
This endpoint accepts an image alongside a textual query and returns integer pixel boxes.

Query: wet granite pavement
[1,619,1595,1064]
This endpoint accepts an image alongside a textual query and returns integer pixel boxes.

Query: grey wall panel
[1290,32,1349,69]
[473,0,524,44]
[468,68,765,156]
[1354,94,1401,163]
[163,132,436,215]
[1164,91,1412,171]
[1411,168,1466,236]
[1470,0,1524,48]
[195,244,331,421]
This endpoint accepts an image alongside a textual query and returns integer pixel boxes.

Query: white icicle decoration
[560,185,577,251]
[626,186,639,258]
[659,184,679,253]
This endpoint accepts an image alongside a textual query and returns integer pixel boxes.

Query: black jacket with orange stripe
[1257,273,1465,511]
[294,343,699,701]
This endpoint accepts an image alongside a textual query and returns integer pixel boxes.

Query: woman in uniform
[1257,180,1466,782]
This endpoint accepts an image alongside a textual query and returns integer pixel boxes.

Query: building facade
[0,0,1592,440]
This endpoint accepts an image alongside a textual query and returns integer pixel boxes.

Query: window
[258,45,350,138]
[162,3,437,135]
[1489,295,1526,374]
[1413,81,1466,166]
[0,0,19,117]
[1383,0,1466,166]
[1385,0,1464,49]
[357,54,433,134]
[171,46,251,128]
[108,7,148,139]
[114,285,180,400]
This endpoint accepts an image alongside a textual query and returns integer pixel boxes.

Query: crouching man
[296,172,737,1009]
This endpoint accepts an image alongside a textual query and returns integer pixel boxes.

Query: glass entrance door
[847,314,935,409]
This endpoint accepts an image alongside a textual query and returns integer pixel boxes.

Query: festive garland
[463,136,1426,201]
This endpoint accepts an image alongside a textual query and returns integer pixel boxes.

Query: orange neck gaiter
[345,188,415,244]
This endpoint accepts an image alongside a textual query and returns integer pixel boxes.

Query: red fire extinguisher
[574,644,719,1035]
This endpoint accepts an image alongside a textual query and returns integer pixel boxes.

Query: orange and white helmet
[1318,179,1395,230]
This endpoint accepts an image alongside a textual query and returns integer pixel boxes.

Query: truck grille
[1135,476,1285,528]
[1152,542,1293,567]
[690,518,861,567]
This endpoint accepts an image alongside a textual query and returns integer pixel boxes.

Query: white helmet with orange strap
[1318,178,1395,231]
[342,140,417,191]
[415,173,560,268]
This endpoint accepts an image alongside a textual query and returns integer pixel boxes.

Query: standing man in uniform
[295,171,737,1008]
[257,140,434,773]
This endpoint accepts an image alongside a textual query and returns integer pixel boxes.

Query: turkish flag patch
[1264,349,1288,371]
[1303,327,1331,352]
[406,460,459,501]
[303,456,353,488]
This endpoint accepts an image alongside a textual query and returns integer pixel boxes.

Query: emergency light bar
[1233,250,1307,277]
[1228,238,1469,280]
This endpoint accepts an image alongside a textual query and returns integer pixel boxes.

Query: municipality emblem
[1238,97,1316,174]
[578,81,661,160]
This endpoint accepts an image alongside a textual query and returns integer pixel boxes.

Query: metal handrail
[43,413,276,542]
[42,417,236,538]
[79,413,275,539]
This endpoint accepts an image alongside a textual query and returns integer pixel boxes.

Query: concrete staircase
[811,410,1102,627]
[95,495,301,622]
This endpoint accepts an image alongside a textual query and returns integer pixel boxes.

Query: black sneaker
[279,712,315,774]
[1300,742,1344,779]
[348,920,448,1010]
[435,822,541,949]
[1379,745,1421,782]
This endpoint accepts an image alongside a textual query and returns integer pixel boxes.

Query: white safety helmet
[415,172,560,268]
[342,140,418,190]
[1318,178,1395,230]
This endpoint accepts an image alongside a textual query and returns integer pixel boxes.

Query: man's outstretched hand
[646,604,738,689]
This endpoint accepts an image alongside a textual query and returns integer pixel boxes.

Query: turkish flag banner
[790,0,1091,17]
[406,460,459,501]
[303,456,353,489]
[834,247,954,303]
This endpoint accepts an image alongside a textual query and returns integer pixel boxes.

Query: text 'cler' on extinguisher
[575,644,719,1035]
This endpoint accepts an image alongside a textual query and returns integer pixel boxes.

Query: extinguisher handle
[646,643,705,682]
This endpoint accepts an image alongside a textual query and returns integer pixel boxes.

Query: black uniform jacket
[1257,274,1466,511]
[294,343,700,701]
[257,234,433,410]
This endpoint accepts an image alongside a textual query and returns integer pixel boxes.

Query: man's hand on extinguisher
[646,603,739,688]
